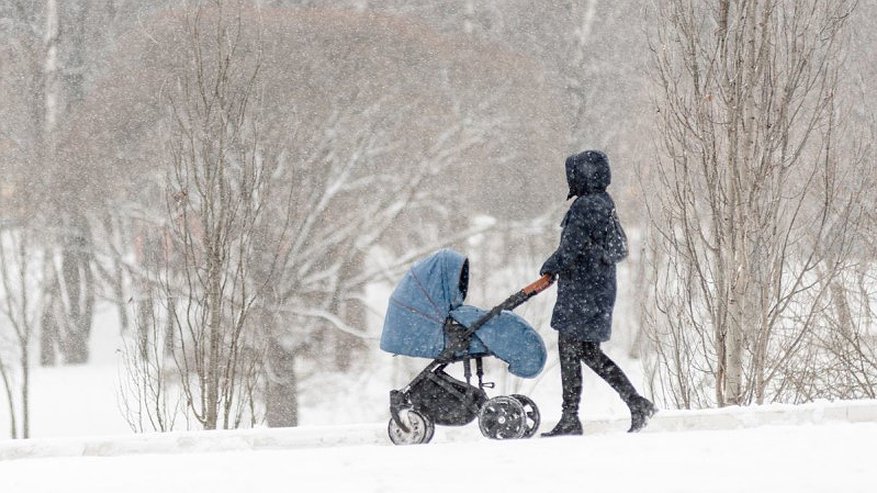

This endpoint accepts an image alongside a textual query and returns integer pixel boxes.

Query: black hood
[565,150,611,199]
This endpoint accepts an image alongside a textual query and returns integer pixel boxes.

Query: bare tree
[644,0,867,408]
[0,226,51,438]
[792,88,877,401]
[118,1,290,431]
[118,286,185,432]
[164,2,285,430]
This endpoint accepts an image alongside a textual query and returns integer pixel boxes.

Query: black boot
[540,412,583,437]
[627,395,657,433]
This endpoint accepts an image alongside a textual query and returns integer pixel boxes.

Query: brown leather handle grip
[522,274,555,296]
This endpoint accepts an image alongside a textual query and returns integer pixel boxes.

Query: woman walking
[539,150,656,436]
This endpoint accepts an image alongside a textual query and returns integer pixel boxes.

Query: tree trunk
[205,246,223,430]
[164,296,176,357]
[265,337,298,428]
[39,283,59,367]
[20,345,30,439]
[58,216,96,364]
[0,360,18,438]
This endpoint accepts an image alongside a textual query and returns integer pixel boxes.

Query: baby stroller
[380,249,554,445]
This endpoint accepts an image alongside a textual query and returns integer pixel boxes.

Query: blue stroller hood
[381,249,468,359]
[381,249,546,378]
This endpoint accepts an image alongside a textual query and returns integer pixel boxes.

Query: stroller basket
[408,369,487,426]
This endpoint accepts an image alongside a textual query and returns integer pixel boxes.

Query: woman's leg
[558,332,585,414]
[579,342,637,403]
[580,342,657,432]
[542,332,586,436]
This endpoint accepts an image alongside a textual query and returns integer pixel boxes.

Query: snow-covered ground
[1,412,875,492]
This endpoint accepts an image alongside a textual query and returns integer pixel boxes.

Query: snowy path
[1,420,874,493]
[1,399,877,462]
[2,398,877,462]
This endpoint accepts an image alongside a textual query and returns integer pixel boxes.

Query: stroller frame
[388,274,554,444]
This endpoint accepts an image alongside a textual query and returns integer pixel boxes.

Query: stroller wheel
[388,409,435,445]
[511,394,541,439]
[478,396,526,440]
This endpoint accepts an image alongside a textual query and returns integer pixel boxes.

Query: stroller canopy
[381,249,546,379]
[381,249,469,359]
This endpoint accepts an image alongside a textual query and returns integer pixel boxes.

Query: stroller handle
[450,273,556,351]
[522,274,555,296]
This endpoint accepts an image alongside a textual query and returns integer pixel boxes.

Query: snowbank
[2,398,876,462]
[1,420,875,493]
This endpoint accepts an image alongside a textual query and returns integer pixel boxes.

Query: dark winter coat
[540,150,617,342]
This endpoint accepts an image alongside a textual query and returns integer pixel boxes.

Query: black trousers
[558,332,638,414]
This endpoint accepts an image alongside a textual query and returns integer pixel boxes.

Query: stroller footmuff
[381,249,553,444]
